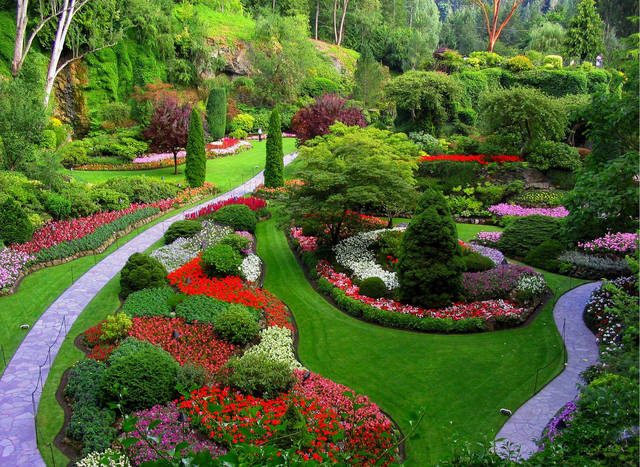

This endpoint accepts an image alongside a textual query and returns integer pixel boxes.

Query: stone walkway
[494,281,601,460]
[0,153,298,466]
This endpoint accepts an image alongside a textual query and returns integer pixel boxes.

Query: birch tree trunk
[44,0,75,108]
[337,0,349,45]
[12,0,28,77]
[315,0,319,40]
[333,0,339,43]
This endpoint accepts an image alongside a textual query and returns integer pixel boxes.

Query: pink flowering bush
[474,231,503,246]
[578,232,638,257]
[0,248,34,291]
[290,227,318,253]
[488,203,569,218]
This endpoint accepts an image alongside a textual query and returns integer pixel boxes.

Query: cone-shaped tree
[397,188,465,308]
[185,108,206,187]
[206,88,226,140]
[565,0,604,61]
[264,108,284,188]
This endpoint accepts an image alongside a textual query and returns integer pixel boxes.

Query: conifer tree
[264,108,284,188]
[353,44,385,108]
[206,88,226,140]
[185,108,206,187]
[565,0,604,61]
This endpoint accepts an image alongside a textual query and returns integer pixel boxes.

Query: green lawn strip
[256,217,586,465]
[0,196,214,376]
[66,139,297,188]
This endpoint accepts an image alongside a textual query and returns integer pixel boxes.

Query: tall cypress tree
[185,108,206,187]
[353,44,385,108]
[206,88,226,140]
[397,188,465,308]
[264,108,284,188]
[565,0,604,61]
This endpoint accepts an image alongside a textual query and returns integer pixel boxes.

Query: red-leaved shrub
[291,94,366,142]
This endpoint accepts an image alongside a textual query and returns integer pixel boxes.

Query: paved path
[494,281,601,460]
[0,153,298,466]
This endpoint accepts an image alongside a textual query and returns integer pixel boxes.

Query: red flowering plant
[186,196,267,220]
[83,321,118,361]
[419,154,523,164]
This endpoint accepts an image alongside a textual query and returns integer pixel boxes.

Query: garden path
[494,281,601,460]
[0,152,298,466]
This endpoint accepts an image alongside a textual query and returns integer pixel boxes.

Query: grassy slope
[196,5,255,43]
[256,218,587,465]
[66,139,297,189]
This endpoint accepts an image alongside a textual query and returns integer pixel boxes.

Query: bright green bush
[504,55,533,72]
[210,204,257,233]
[221,353,295,399]
[524,239,565,272]
[462,250,495,272]
[175,294,231,323]
[122,287,173,317]
[212,304,260,346]
[206,88,226,140]
[358,277,389,299]
[516,69,588,97]
[58,184,100,218]
[59,141,89,168]
[185,108,206,188]
[100,313,132,342]
[228,129,247,139]
[218,233,251,252]
[0,198,34,244]
[201,243,242,278]
[97,176,180,204]
[167,293,186,310]
[527,141,580,171]
[543,55,563,68]
[468,51,503,67]
[229,113,255,133]
[43,192,72,220]
[497,215,562,257]
[89,188,129,211]
[164,220,203,244]
[301,77,340,97]
[101,338,180,412]
[119,253,168,298]
[41,129,57,149]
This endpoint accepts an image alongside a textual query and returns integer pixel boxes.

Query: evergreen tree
[397,188,465,308]
[353,44,386,108]
[206,88,226,140]
[264,108,284,188]
[185,108,206,187]
[565,0,604,61]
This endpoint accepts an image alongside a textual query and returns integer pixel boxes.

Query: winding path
[494,281,601,460]
[0,153,298,466]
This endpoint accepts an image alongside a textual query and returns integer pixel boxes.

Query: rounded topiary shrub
[358,277,389,299]
[201,243,242,278]
[175,294,230,323]
[210,204,257,233]
[220,353,295,399]
[101,338,180,412]
[218,233,251,252]
[462,250,495,272]
[0,198,34,245]
[119,253,168,299]
[164,220,203,244]
[212,304,260,346]
[497,215,562,258]
[524,239,566,272]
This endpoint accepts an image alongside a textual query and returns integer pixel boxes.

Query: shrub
[101,338,180,412]
[164,220,203,244]
[0,198,34,245]
[290,94,366,142]
[218,233,251,252]
[201,243,242,278]
[229,113,255,133]
[516,69,587,97]
[228,129,247,139]
[301,77,340,97]
[210,204,257,233]
[174,294,232,323]
[177,362,210,391]
[504,55,533,72]
[41,129,57,149]
[43,192,72,220]
[60,140,88,167]
[206,88,226,140]
[524,239,565,272]
[543,55,563,68]
[89,188,129,211]
[119,253,168,298]
[220,353,295,399]
[167,293,185,310]
[457,108,477,126]
[397,188,465,308]
[122,287,173,318]
[97,176,180,204]
[409,131,446,154]
[185,108,206,188]
[547,168,576,190]
[212,304,260,346]
[497,215,562,257]
[65,359,106,405]
[558,251,631,279]
[469,51,503,67]
[358,277,389,299]
[527,141,580,171]
[264,108,284,188]
[462,250,495,272]
[100,313,132,342]
[59,184,99,217]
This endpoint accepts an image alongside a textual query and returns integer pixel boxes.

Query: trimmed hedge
[221,353,296,399]
[122,287,174,317]
[201,243,242,278]
[358,277,389,299]
[164,220,203,244]
[175,294,232,323]
[497,215,563,257]
[524,239,565,272]
[212,304,260,346]
[119,253,168,298]
[210,204,257,233]
[0,198,34,245]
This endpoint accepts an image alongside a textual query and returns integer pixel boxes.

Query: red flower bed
[419,154,522,164]
[206,138,239,150]
[185,196,267,220]
[128,317,237,374]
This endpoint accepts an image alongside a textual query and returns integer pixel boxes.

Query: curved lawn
[256,217,584,465]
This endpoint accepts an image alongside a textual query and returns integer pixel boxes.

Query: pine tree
[206,88,226,140]
[353,44,385,108]
[185,108,206,187]
[397,188,465,308]
[565,0,604,61]
[264,108,284,188]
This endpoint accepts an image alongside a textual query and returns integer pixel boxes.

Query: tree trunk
[12,0,28,77]
[338,0,349,46]
[333,0,339,44]
[44,0,74,108]
[272,0,276,11]
[315,1,319,40]
[173,150,179,175]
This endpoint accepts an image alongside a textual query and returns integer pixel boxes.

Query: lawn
[256,217,587,465]
[66,139,297,191]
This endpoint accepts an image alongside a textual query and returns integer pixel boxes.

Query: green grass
[66,139,297,189]
[256,217,587,465]
[195,5,255,43]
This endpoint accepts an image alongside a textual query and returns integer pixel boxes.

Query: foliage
[385,71,461,135]
[527,141,580,171]
[264,108,284,187]
[212,304,260,346]
[524,239,566,272]
[59,141,89,168]
[89,188,129,211]
[529,22,566,55]
[498,215,563,257]
[175,294,235,324]
[143,97,192,173]
[503,55,533,72]
[353,44,387,108]
[229,113,255,133]
[210,203,257,233]
[119,252,168,298]
[100,313,132,342]
[96,176,180,204]
[358,276,389,299]
[0,198,34,245]
[101,338,180,412]
[206,88,226,140]
[290,94,366,143]
[185,108,206,187]
[565,0,604,60]
[201,243,242,278]
[397,188,465,308]
[300,77,340,97]
[122,287,173,318]
[218,233,251,252]
[164,220,203,245]
[221,353,296,399]
[461,250,495,273]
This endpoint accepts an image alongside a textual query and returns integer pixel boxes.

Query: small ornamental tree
[565,0,604,61]
[206,88,226,140]
[185,108,206,187]
[143,97,191,175]
[397,188,465,308]
[290,94,366,143]
[264,108,284,188]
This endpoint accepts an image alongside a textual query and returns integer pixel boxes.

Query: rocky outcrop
[53,60,90,137]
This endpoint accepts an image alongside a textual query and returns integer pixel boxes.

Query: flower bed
[242,326,303,371]
[253,179,304,199]
[473,231,503,246]
[578,232,638,257]
[468,244,505,265]
[419,154,523,164]
[488,203,569,218]
[290,227,318,253]
[461,264,542,301]
[542,400,578,442]
[185,196,266,220]
[0,248,35,292]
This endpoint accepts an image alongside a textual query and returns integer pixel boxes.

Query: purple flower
[488,203,569,218]
[578,232,638,255]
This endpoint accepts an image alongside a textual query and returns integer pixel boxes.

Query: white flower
[240,254,262,283]
[243,326,304,371]
[515,275,547,296]
[76,449,130,467]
